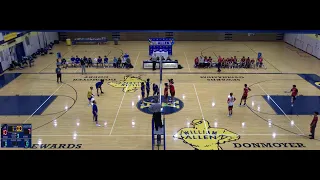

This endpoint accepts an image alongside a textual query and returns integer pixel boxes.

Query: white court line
[109,85,129,135]
[23,84,64,123]
[109,52,140,135]
[32,133,299,137]
[131,52,140,72]
[229,51,304,134]
[257,84,305,135]
[39,46,76,73]
[183,52,191,72]
[193,84,210,136]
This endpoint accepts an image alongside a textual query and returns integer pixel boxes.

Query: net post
[163,115,166,150]
[159,58,162,104]
[151,117,154,150]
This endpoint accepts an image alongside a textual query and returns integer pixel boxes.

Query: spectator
[126,57,132,68]
[88,57,93,67]
[117,57,122,68]
[113,57,117,68]
[194,57,199,68]
[121,56,126,68]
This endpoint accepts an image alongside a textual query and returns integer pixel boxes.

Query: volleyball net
[151,59,166,150]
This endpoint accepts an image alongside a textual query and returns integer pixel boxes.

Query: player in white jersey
[227,93,236,117]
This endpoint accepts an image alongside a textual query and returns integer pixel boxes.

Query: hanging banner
[4,32,18,42]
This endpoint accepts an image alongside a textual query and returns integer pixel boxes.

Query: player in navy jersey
[75,56,80,66]
[70,56,76,67]
[92,100,100,127]
[141,82,145,104]
[95,79,104,96]
[146,79,150,98]
[97,56,103,67]
[152,83,159,102]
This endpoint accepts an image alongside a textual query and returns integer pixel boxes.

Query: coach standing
[309,111,318,139]
[80,58,86,74]
[152,55,157,71]
[56,65,62,83]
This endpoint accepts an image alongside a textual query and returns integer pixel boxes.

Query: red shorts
[170,91,175,97]
[242,95,247,100]
[228,106,233,110]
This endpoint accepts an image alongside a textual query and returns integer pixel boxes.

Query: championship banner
[4,32,18,42]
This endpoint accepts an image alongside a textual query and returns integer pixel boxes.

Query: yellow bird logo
[174,119,240,150]
[108,75,146,93]
[315,82,320,87]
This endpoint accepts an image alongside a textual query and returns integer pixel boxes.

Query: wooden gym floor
[1,41,320,150]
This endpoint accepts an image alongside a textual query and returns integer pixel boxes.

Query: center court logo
[108,75,146,92]
[137,96,184,115]
[174,119,240,150]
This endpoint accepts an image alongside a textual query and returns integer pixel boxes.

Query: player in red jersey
[169,79,175,104]
[217,57,222,72]
[290,85,298,107]
[239,84,251,106]
[164,83,169,104]
[309,111,318,139]
[227,93,236,117]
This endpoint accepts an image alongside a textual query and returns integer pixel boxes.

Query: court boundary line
[131,52,140,72]
[109,85,128,135]
[108,51,141,135]
[192,83,210,137]
[23,84,64,123]
[243,43,282,73]
[257,84,305,135]
[183,52,191,72]
[38,45,77,73]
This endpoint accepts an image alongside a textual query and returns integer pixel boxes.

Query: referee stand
[151,115,166,150]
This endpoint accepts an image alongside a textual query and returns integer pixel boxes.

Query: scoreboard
[148,38,174,45]
[148,38,174,56]
[1,124,32,148]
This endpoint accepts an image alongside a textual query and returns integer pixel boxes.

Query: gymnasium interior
[0,31,320,150]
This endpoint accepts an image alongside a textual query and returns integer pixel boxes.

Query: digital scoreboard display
[148,38,174,56]
[148,38,174,45]
[1,124,32,148]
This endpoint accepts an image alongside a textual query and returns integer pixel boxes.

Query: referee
[149,103,162,131]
